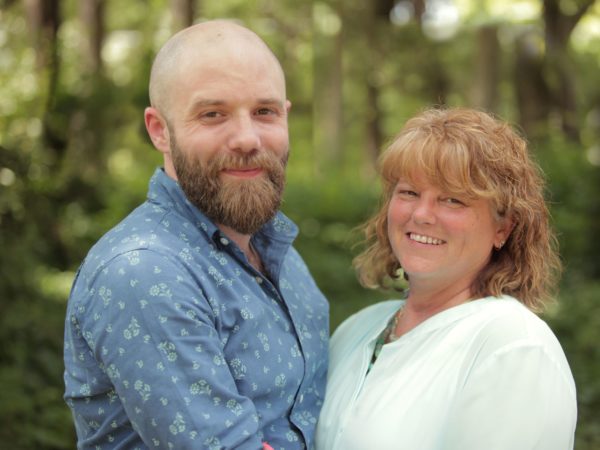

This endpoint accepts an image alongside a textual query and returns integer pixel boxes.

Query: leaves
[0,0,599,448]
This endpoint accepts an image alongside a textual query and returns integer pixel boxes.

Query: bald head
[149,20,286,119]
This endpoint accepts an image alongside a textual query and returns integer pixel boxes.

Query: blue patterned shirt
[64,168,329,450]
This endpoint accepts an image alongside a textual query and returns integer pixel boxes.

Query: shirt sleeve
[442,342,577,450]
[79,249,264,450]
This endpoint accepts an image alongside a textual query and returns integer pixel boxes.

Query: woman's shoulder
[473,296,552,332]
[465,296,576,397]
[468,295,569,362]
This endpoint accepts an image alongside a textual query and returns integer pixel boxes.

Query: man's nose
[228,114,261,154]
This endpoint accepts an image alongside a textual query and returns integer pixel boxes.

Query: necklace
[386,307,405,343]
[368,306,405,373]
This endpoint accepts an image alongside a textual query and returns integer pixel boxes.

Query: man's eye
[256,108,275,115]
[203,111,220,118]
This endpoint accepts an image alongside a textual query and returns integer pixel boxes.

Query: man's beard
[170,137,287,235]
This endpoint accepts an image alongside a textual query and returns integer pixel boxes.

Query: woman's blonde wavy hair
[354,107,561,311]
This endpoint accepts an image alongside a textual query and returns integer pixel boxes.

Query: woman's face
[387,171,511,293]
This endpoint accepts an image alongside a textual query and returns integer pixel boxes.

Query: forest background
[0,0,599,448]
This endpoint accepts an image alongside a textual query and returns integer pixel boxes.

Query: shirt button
[219,237,229,245]
[255,276,263,284]
[299,394,304,403]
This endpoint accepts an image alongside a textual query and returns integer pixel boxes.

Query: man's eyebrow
[188,99,225,110]
[188,98,284,109]
[256,98,284,106]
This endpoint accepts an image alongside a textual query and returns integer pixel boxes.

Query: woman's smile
[407,232,445,246]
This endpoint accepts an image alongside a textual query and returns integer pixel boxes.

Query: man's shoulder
[88,202,167,254]
[79,200,212,279]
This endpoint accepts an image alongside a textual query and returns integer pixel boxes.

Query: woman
[315,108,576,450]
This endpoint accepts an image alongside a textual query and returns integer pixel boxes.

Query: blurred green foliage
[1,0,599,448]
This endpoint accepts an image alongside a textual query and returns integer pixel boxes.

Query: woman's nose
[412,198,437,225]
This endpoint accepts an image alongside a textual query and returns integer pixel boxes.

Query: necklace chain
[368,306,405,373]
[386,307,405,343]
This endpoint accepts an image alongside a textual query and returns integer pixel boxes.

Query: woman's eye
[443,197,465,206]
[397,189,417,197]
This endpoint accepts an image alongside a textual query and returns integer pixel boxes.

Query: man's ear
[144,107,170,155]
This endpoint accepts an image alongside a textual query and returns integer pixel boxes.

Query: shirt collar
[147,167,298,249]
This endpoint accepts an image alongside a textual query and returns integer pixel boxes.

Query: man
[63,20,329,450]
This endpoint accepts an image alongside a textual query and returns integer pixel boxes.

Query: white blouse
[315,296,576,450]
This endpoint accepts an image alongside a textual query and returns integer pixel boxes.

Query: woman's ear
[494,216,515,249]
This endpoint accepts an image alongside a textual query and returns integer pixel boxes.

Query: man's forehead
[169,22,274,65]
[170,34,284,87]
[150,21,285,115]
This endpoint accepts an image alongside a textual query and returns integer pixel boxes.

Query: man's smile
[222,167,264,178]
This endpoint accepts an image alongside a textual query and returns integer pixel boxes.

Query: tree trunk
[374,0,394,18]
[471,25,500,112]
[514,30,552,139]
[375,0,425,22]
[412,0,426,24]
[542,0,595,142]
[171,0,195,31]
[365,80,382,168]
[364,2,383,170]
[23,0,61,70]
[79,0,105,73]
[23,0,63,155]
[313,5,344,169]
